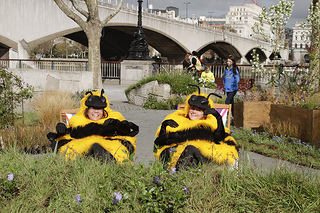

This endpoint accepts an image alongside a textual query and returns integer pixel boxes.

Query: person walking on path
[183,52,192,70]
[223,55,239,117]
[190,51,202,78]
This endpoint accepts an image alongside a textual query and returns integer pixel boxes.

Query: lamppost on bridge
[208,11,214,18]
[183,2,190,18]
[127,0,150,60]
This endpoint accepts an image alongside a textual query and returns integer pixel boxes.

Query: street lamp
[127,0,150,60]
[208,11,214,18]
[184,2,190,18]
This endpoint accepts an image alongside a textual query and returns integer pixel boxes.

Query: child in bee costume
[154,85,238,170]
[47,89,138,162]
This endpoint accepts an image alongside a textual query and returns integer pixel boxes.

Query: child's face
[227,59,234,67]
[87,107,104,121]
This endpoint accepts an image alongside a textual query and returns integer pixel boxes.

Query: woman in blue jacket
[223,55,240,117]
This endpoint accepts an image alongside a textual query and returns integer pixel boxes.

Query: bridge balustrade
[0,59,120,79]
[0,59,308,85]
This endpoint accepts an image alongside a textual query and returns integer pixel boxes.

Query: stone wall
[120,60,153,85]
[126,80,171,106]
[9,68,93,93]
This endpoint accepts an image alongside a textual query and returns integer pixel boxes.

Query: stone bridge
[0,0,285,63]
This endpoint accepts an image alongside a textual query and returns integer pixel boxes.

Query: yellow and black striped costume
[48,90,138,163]
[154,91,238,169]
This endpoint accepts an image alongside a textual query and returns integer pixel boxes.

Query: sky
[122,0,311,28]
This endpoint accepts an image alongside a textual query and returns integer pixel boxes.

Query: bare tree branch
[70,0,89,19]
[54,0,86,29]
[84,0,99,19]
[102,0,124,26]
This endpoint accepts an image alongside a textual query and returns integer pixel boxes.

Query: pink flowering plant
[235,78,272,103]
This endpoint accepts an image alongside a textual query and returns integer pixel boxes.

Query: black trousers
[88,143,115,162]
[225,90,237,117]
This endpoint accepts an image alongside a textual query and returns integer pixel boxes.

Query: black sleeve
[204,108,226,142]
[191,57,197,65]
[154,132,179,146]
[213,114,226,142]
[118,120,139,137]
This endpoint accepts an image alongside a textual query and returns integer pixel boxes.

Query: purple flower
[75,194,82,203]
[111,191,122,204]
[183,186,188,194]
[7,173,14,181]
[154,176,161,184]
[169,147,177,153]
[170,167,176,174]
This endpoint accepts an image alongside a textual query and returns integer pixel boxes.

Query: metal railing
[0,59,121,79]
[152,62,310,86]
[0,59,309,84]
[101,61,120,79]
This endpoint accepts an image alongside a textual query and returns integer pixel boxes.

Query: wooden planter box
[234,101,320,144]
[270,104,320,144]
[234,101,271,129]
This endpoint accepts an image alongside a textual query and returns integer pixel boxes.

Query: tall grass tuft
[31,90,79,128]
[263,119,300,139]
[0,124,50,150]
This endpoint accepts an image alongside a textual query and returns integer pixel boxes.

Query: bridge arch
[28,27,83,48]
[29,24,189,62]
[0,35,17,49]
[245,47,268,64]
[197,41,242,63]
[0,35,17,58]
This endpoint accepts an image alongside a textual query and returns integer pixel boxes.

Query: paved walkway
[103,84,320,176]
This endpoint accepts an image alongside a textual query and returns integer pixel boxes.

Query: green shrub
[0,67,34,126]
[305,93,320,110]
[125,72,198,95]
[143,95,170,110]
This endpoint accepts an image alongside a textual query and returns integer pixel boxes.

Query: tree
[54,0,124,89]
[53,41,70,58]
[253,0,294,67]
[252,0,294,88]
[307,0,320,90]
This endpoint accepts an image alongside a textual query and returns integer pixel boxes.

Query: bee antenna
[188,84,201,94]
